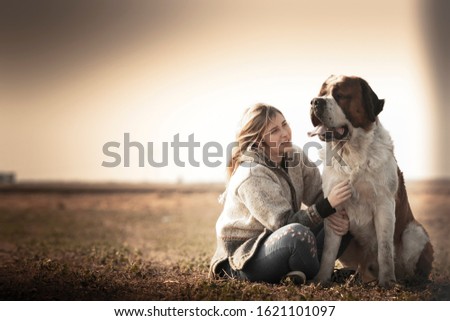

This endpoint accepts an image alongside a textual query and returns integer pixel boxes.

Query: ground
[0,181,449,300]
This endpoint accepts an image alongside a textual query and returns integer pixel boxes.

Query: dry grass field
[0,181,449,300]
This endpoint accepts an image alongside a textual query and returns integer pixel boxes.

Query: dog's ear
[360,79,384,122]
[324,74,336,86]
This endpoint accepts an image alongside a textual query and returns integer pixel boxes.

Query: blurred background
[1,0,449,184]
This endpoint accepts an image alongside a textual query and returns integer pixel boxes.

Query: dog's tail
[415,240,434,279]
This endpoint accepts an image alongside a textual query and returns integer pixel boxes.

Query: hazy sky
[0,0,448,183]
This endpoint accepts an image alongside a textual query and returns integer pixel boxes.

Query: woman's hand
[326,209,350,236]
[327,180,352,208]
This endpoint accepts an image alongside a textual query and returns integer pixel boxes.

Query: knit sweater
[209,146,335,278]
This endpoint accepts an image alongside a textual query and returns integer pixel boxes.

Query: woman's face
[262,112,292,159]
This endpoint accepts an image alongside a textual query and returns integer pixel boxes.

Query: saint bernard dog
[309,75,433,287]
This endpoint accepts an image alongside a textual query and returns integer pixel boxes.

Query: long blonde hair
[227,103,284,178]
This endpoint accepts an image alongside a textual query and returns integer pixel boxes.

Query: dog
[308,75,433,287]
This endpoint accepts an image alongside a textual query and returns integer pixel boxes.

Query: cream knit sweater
[209,147,329,278]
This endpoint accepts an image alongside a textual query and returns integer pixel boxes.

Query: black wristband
[316,198,336,218]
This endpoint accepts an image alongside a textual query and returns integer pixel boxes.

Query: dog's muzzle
[311,98,326,118]
[309,98,349,141]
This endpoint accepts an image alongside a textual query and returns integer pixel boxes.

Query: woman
[209,103,352,284]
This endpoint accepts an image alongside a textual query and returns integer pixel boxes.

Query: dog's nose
[311,98,326,111]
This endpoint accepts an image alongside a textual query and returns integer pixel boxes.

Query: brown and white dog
[309,75,433,287]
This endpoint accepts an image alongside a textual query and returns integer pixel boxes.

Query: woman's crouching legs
[236,223,319,283]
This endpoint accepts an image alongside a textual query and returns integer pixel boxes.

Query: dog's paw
[378,271,397,288]
[314,279,332,288]
[314,276,332,287]
[378,278,396,289]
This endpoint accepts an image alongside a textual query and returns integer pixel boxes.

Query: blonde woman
[209,103,352,284]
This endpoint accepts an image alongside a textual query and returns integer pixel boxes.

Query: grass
[0,182,449,300]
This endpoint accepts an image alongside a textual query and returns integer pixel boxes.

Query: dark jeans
[219,223,352,283]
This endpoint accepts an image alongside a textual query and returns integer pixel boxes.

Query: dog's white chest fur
[323,125,398,223]
[318,124,400,284]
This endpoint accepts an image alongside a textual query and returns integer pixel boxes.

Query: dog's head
[308,75,385,141]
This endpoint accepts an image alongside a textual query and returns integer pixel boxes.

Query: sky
[0,0,449,183]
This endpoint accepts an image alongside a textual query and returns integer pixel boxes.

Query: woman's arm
[326,209,350,236]
[237,174,334,231]
[299,151,324,206]
[237,175,294,232]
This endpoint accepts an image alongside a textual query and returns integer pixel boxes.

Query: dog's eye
[335,93,350,100]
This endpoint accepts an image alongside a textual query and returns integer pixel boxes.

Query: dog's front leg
[315,221,342,284]
[374,199,396,288]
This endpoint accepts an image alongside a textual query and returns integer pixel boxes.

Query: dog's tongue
[308,125,327,137]
[335,127,345,136]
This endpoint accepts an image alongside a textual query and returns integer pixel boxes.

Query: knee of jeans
[285,223,317,249]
